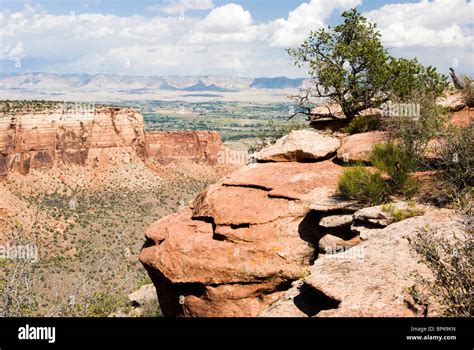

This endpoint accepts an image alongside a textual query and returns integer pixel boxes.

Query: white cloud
[199,3,252,33]
[1,41,24,60]
[1,2,473,77]
[186,3,265,43]
[269,0,362,47]
[365,0,474,48]
[148,0,214,14]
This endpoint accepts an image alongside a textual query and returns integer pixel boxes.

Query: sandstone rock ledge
[140,129,463,317]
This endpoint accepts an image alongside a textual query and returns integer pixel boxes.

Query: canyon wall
[0,108,223,178]
[147,131,223,165]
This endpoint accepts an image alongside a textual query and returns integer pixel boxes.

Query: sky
[0,0,473,77]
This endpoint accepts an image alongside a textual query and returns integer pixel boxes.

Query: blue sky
[1,0,473,77]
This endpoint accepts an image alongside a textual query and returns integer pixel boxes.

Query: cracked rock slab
[304,208,461,317]
[256,129,340,162]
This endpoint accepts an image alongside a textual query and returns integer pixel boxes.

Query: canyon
[0,98,471,317]
[0,103,232,316]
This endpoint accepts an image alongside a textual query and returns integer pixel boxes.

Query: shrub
[385,98,449,166]
[338,143,420,204]
[412,226,473,317]
[337,165,386,204]
[343,114,381,135]
[381,201,425,222]
[370,142,419,196]
[76,291,128,317]
[436,123,473,192]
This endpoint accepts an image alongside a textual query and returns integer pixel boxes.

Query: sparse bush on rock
[338,165,386,205]
[413,225,473,317]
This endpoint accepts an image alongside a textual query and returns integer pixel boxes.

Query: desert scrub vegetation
[342,114,381,135]
[370,143,419,196]
[338,165,386,205]
[338,143,419,204]
[73,291,129,317]
[288,9,447,122]
[412,224,473,317]
[435,123,473,196]
[449,68,474,108]
[381,201,425,222]
[0,258,41,317]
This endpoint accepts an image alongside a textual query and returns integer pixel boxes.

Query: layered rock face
[147,131,223,165]
[140,128,461,317]
[0,108,223,178]
[0,108,148,177]
[140,131,358,317]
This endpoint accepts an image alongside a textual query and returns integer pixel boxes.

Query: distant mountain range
[0,73,307,95]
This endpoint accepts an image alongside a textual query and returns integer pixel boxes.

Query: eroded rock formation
[0,108,223,178]
[147,131,223,165]
[140,127,462,317]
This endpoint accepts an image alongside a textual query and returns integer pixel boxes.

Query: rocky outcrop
[140,159,354,317]
[0,108,147,177]
[303,208,461,317]
[141,124,462,317]
[336,131,389,163]
[255,129,340,162]
[0,108,223,178]
[437,91,467,111]
[147,131,223,165]
[261,208,462,317]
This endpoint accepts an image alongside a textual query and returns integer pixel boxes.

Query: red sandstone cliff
[0,108,223,177]
[147,131,222,165]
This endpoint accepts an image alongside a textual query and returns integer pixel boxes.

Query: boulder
[255,129,340,162]
[303,208,461,317]
[310,103,345,119]
[140,160,357,317]
[140,206,314,316]
[336,131,389,163]
[318,233,361,254]
[319,214,353,229]
[437,92,466,111]
[353,201,426,228]
[222,160,343,201]
[128,284,157,307]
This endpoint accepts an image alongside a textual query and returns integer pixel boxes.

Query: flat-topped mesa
[0,106,224,178]
[0,107,148,177]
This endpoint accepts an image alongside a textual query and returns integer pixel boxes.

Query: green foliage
[386,99,449,165]
[338,143,420,204]
[436,123,474,192]
[370,142,418,195]
[381,201,425,222]
[288,9,448,120]
[75,291,127,317]
[343,113,381,134]
[337,165,386,205]
[413,227,473,317]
